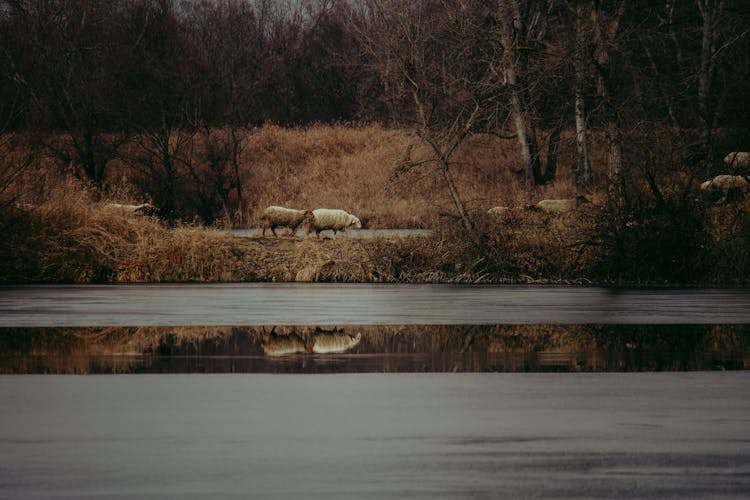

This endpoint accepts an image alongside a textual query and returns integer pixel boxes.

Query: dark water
[2,373,749,499]
[3,284,750,326]
[2,325,748,374]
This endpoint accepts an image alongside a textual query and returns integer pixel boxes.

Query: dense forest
[1,0,749,284]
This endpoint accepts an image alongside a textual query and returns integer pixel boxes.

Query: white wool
[723,152,750,169]
[261,205,313,236]
[536,196,589,214]
[700,175,749,192]
[487,206,509,215]
[104,203,156,215]
[312,208,362,234]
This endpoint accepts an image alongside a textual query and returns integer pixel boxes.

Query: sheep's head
[350,216,362,229]
[300,210,315,228]
[134,203,158,216]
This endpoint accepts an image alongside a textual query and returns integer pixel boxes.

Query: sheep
[723,152,750,169]
[312,208,362,237]
[487,206,510,216]
[700,174,749,203]
[260,205,314,237]
[535,195,590,214]
[104,202,157,216]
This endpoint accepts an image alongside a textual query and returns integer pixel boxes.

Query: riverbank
[3,217,749,285]
[2,124,749,285]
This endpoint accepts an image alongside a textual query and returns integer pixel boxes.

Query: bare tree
[0,104,35,204]
[351,0,497,236]
[3,0,129,185]
[571,2,592,187]
[487,0,564,188]
[121,0,197,222]
[589,0,627,219]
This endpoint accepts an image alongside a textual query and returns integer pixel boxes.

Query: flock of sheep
[697,152,749,203]
[101,151,748,233]
[488,194,591,216]
[260,206,362,237]
[488,151,750,217]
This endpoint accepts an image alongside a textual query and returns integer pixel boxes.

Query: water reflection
[1,325,748,373]
[261,327,362,356]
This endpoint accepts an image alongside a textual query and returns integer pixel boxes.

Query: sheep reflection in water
[261,328,362,356]
[261,333,308,356]
[311,331,362,354]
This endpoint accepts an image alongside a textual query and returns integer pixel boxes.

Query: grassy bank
[2,124,749,285]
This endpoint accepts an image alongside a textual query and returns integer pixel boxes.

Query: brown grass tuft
[293,238,376,282]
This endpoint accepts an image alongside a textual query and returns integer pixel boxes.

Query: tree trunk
[230,127,245,228]
[606,122,625,219]
[696,0,724,169]
[574,89,591,187]
[573,4,591,187]
[498,2,538,189]
[590,1,626,219]
[543,125,562,184]
[440,158,474,234]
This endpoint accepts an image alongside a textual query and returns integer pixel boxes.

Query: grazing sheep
[700,174,749,203]
[104,202,157,216]
[487,206,509,216]
[723,152,750,169]
[312,208,362,237]
[260,205,314,237]
[535,195,590,214]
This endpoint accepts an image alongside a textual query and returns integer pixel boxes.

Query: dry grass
[241,123,594,229]
[1,177,251,283]
[2,123,749,284]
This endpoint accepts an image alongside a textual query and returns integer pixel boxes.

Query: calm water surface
[2,373,749,499]
[3,284,750,326]
[3,285,750,498]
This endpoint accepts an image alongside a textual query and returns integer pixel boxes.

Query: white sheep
[723,152,750,169]
[312,208,362,237]
[700,174,749,202]
[487,206,509,216]
[535,195,590,214]
[104,202,157,216]
[260,205,314,237]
